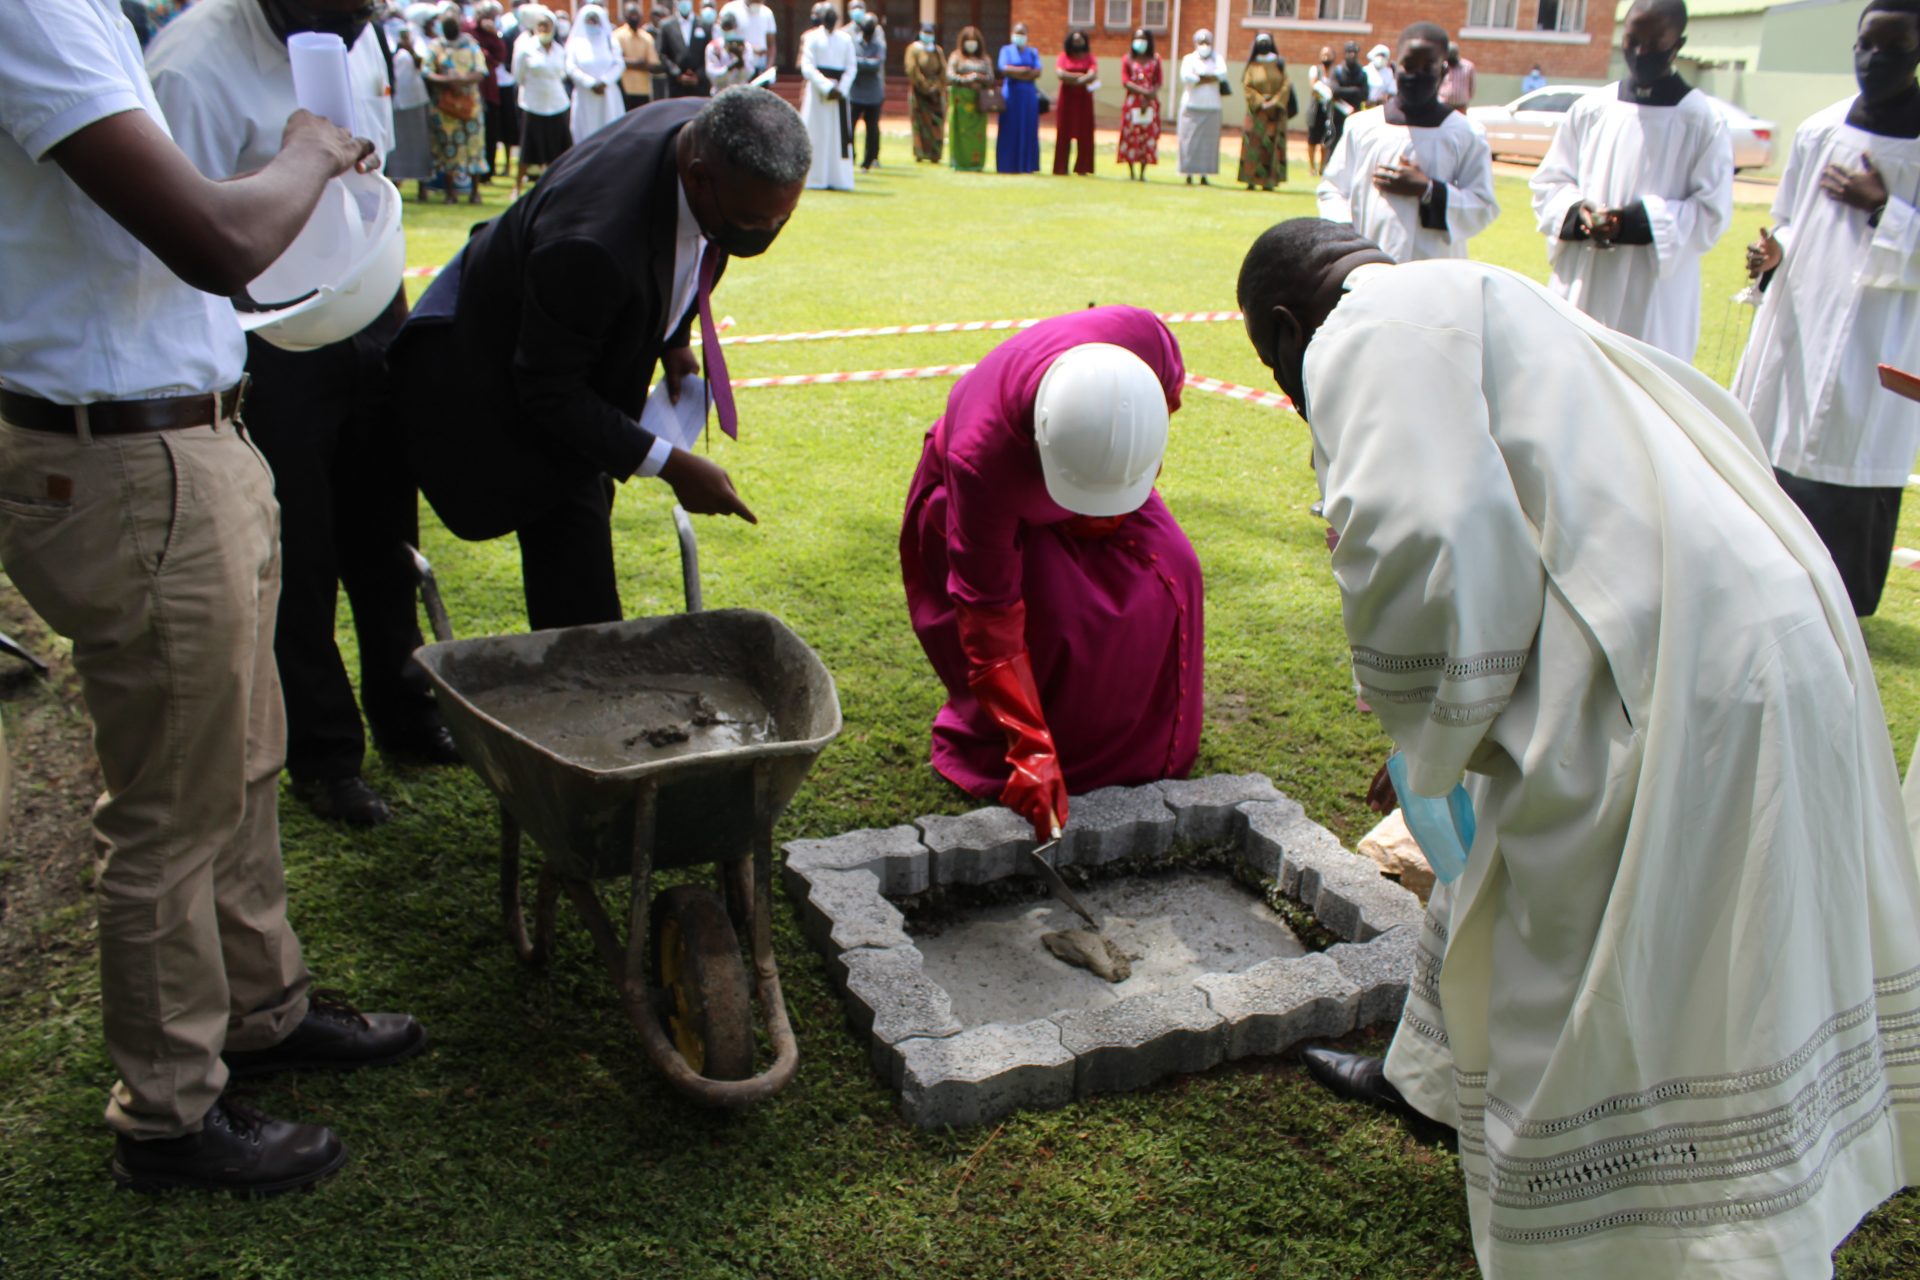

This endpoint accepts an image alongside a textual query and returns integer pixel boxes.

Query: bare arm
[50,108,370,297]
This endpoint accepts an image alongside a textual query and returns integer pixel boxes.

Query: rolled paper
[288,31,359,135]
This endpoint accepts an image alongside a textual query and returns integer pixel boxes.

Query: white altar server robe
[566,11,627,141]
[1316,108,1497,262]
[799,25,854,190]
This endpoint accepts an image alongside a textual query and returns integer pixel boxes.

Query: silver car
[1467,83,1776,171]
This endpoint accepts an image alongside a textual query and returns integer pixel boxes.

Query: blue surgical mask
[920,33,933,46]
[677,1,690,13]
[1011,32,1026,47]
[1132,38,1147,54]
[700,6,714,22]
[1384,752,1477,884]
[848,5,863,19]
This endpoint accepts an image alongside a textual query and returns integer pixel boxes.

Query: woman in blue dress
[995,21,1042,173]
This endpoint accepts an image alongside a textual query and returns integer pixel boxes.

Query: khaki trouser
[0,408,309,1139]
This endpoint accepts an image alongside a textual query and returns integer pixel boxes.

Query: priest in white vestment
[1734,0,1920,618]
[799,2,855,190]
[565,2,627,141]
[1529,0,1733,360]
[1239,217,1920,1279]
[1317,22,1496,263]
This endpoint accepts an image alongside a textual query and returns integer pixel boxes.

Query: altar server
[1735,0,1920,618]
[798,1,854,190]
[1530,0,1733,359]
[1317,22,1496,262]
[1239,217,1920,1280]
[900,307,1204,841]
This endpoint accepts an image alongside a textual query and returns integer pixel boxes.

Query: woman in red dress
[1053,29,1097,176]
[1117,28,1162,181]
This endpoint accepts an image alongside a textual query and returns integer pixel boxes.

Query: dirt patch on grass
[0,579,100,996]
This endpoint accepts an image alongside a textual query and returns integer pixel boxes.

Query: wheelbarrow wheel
[648,886,755,1081]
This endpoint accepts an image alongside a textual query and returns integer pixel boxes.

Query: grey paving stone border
[781,774,1427,1128]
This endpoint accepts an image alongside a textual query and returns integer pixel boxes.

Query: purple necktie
[697,249,737,440]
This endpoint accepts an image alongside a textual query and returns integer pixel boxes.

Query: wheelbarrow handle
[405,543,456,644]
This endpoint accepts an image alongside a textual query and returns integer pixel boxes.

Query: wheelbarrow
[408,515,841,1107]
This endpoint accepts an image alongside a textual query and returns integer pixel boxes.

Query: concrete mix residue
[911,870,1306,1025]
[468,675,777,770]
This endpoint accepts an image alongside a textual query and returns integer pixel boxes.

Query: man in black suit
[388,88,809,630]
[657,0,713,97]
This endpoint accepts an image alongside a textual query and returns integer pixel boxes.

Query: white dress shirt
[145,0,395,178]
[512,40,571,116]
[1179,49,1223,112]
[0,0,244,404]
[718,0,775,70]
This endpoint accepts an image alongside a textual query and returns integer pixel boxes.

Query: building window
[1247,0,1301,16]
[1104,0,1129,29]
[1468,0,1519,27]
[1068,0,1095,24]
[1321,0,1366,21]
[1536,0,1586,31]
[1142,0,1167,28]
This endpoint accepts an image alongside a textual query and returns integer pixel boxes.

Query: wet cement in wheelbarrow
[466,675,778,771]
[910,869,1306,1025]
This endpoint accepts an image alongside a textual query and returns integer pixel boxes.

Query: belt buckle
[230,375,251,431]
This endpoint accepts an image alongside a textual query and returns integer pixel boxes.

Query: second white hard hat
[1033,343,1170,517]
[237,170,405,353]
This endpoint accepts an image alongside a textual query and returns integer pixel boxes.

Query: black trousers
[391,322,623,632]
[623,91,651,114]
[852,100,881,167]
[242,292,438,781]
[1774,467,1904,617]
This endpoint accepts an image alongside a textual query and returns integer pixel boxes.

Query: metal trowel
[1028,837,1101,931]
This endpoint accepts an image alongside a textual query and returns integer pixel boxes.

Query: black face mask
[819,11,836,29]
[1397,68,1440,109]
[1624,46,1678,87]
[1857,45,1920,103]
[440,18,461,38]
[1321,57,1332,66]
[693,173,786,258]
[259,0,375,46]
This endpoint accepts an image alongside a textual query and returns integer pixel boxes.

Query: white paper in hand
[640,372,710,451]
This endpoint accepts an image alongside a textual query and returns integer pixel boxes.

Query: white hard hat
[1033,343,1169,517]
[237,171,405,352]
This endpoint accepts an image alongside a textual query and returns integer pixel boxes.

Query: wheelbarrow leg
[671,506,703,614]
[499,806,552,965]
[742,761,801,1090]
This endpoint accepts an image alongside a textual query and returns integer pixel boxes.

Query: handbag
[1037,91,1052,115]
[979,86,1005,113]
[436,87,480,120]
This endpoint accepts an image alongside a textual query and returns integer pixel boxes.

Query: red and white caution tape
[708,309,1244,346]
[731,363,1293,412]
[1894,548,1920,571]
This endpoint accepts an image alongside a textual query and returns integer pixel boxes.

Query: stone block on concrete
[1326,926,1420,1028]
[1237,797,1308,879]
[782,824,931,898]
[1195,953,1361,1060]
[1157,774,1284,845]
[792,869,911,967]
[896,1020,1077,1128]
[1266,814,1357,902]
[918,806,1039,887]
[1053,986,1226,1097]
[840,944,965,1064]
[1059,784,1175,868]
[1341,876,1427,943]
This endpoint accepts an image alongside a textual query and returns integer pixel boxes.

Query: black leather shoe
[376,723,464,767]
[223,990,429,1079]
[291,775,392,827]
[109,1100,346,1197]
[1301,1047,1409,1110]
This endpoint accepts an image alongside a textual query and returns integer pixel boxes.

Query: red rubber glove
[967,650,1069,840]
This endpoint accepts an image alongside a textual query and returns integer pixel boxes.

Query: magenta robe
[900,306,1205,799]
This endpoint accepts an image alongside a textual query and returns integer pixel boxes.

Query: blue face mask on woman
[700,6,714,23]
[1011,32,1027,47]
[1132,38,1147,54]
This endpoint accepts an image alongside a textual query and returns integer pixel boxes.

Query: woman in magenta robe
[900,306,1204,835]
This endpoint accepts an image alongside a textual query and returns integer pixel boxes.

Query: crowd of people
[5,0,1920,1276]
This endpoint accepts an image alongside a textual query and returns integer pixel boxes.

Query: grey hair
[695,85,812,186]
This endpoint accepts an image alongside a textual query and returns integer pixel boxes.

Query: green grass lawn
[4,133,1918,1278]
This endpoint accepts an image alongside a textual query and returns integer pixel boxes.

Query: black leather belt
[0,381,246,436]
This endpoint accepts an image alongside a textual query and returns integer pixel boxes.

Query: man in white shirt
[148,0,458,830]
[717,0,774,72]
[1529,0,1734,360]
[0,0,424,1197]
[1239,216,1920,1280]
[1317,22,1497,263]
[1734,0,1920,617]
